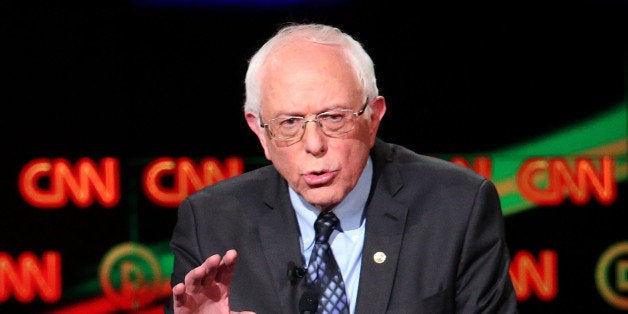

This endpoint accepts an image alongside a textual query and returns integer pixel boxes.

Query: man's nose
[301,120,326,154]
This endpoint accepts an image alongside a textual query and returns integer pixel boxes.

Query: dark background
[4,0,625,157]
[1,0,627,313]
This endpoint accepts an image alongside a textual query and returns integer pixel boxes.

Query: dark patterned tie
[306,211,349,314]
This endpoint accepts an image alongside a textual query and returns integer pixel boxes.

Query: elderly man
[166,23,517,314]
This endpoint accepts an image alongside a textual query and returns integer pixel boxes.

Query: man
[166,23,517,313]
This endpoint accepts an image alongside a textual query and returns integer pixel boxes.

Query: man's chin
[301,190,340,211]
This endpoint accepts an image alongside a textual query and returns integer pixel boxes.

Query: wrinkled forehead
[258,40,363,110]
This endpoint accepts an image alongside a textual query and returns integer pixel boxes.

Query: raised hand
[172,249,254,314]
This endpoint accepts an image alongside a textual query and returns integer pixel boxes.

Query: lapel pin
[373,251,386,264]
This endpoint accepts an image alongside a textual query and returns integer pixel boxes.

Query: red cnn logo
[18,158,120,209]
[510,250,558,301]
[517,157,616,206]
[142,157,244,207]
[0,251,62,303]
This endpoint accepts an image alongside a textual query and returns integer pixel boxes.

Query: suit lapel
[355,140,408,313]
[257,172,305,313]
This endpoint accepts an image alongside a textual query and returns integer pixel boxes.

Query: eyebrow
[273,105,353,118]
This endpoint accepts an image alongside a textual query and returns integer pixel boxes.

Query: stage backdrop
[2,1,627,313]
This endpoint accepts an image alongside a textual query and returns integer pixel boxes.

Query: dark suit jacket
[166,138,518,313]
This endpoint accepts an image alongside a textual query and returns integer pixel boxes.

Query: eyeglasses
[260,101,369,145]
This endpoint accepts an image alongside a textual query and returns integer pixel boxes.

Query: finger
[202,253,223,287]
[223,249,238,267]
[172,283,187,307]
[184,254,222,293]
[216,249,238,284]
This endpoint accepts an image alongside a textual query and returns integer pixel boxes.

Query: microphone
[299,290,319,314]
[287,261,307,283]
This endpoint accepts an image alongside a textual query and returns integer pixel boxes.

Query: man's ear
[367,96,387,145]
[245,112,272,160]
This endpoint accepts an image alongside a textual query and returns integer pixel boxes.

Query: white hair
[243,23,379,118]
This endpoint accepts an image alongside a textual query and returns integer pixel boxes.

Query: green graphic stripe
[470,102,626,216]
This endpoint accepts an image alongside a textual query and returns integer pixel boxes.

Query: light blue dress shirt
[289,157,372,314]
